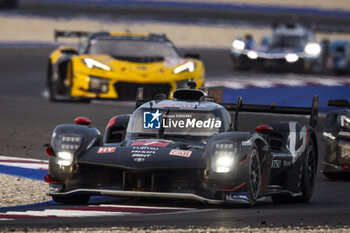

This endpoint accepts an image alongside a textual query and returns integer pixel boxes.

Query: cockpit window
[87,39,179,58]
[270,35,307,48]
[126,107,229,139]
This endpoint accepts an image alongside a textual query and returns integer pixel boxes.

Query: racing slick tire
[248,146,261,206]
[47,60,75,102]
[296,139,317,203]
[303,60,315,73]
[47,62,59,102]
[232,57,250,71]
[272,140,316,203]
[52,195,90,205]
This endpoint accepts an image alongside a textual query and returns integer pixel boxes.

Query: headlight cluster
[232,39,245,51]
[247,51,258,59]
[211,143,238,173]
[82,58,111,71]
[173,62,196,74]
[304,43,321,56]
[55,135,82,166]
[285,53,299,63]
[89,76,109,93]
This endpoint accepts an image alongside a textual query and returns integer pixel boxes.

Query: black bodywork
[46,87,319,206]
[322,99,350,179]
[326,41,350,74]
[230,24,323,73]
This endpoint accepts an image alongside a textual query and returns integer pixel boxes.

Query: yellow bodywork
[49,42,205,100]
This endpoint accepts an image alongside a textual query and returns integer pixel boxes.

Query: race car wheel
[232,57,250,71]
[47,62,63,102]
[271,140,316,203]
[248,147,261,206]
[47,61,73,102]
[48,81,61,102]
[52,195,90,205]
[298,140,316,202]
[303,60,315,73]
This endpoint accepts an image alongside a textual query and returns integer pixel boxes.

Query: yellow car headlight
[173,61,196,74]
[82,58,111,71]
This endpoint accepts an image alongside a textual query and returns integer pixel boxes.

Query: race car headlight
[304,43,321,56]
[285,53,299,63]
[173,62,196,74]
[247,51,258,59]
[56,151,74,166]
[54,135,82,166]
[215,153,234,173]
[82,58,111,71]
[211,143,237,173]
[89,76,109,93]
[232,39,245,51]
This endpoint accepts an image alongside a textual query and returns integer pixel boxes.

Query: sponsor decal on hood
[97,147,117,154]
[169,149,192,158]
[131,140,171,147]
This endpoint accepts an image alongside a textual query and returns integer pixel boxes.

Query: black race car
[322,99,350,179]
[230,23,323,72]
[45,83,319,206]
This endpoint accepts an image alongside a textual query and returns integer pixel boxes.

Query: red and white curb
[0,204,193,220]
[207,77,350,89]
[0,156,198,220]
[0,155,48,170]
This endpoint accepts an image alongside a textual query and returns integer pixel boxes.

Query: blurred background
[1,0,350,104]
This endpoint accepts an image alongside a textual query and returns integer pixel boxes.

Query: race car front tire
[232,57,250,71]
[47,61,74,102]
[247,146,261,206]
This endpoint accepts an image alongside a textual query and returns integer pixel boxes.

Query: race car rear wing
[54,30,90,42]
[201,86,319,128]
[328,99,350,109]
[223,96,319,129]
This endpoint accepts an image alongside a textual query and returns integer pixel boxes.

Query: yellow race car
[47,30,205,101]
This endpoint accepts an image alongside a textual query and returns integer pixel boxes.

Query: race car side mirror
[256,125,274,134]
[74,116,91,126]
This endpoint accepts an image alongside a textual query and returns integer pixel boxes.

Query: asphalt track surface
[0,47,350,229]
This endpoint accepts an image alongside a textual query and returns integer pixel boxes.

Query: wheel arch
[254,137,268,165]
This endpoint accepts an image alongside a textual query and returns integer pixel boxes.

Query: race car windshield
[270,35,307,48]
[88,39,179,58]
[126,108,227,139]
